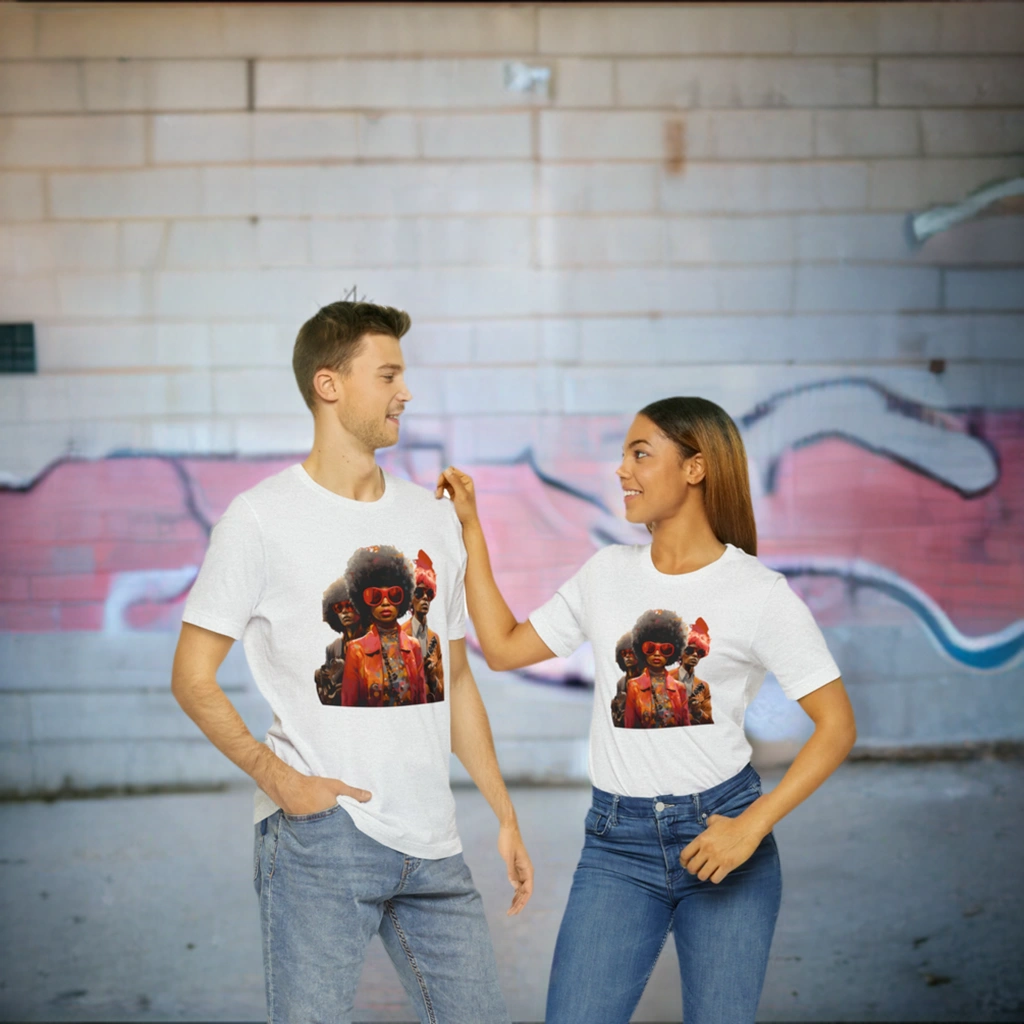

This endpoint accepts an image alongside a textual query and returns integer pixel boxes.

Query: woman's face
[371,598,398,625]
[645,648,666,670]
[616,414,692,526]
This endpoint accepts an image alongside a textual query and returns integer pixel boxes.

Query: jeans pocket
[584,806,613,836]
[713,785,760,821]
[283,801,343,824]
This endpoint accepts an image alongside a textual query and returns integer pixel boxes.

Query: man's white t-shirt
[182,464,467,859]
[529,543,841,798]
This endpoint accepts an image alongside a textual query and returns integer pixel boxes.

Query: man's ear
[312,367,340,405]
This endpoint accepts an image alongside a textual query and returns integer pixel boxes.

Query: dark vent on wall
[0,324,36,373]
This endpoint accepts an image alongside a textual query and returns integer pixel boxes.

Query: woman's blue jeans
[545,763,782,1024]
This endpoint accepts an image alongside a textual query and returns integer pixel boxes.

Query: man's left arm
[448,638,533,916]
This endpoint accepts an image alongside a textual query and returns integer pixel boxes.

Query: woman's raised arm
[436,466,555,672]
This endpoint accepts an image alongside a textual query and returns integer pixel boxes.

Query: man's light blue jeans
[253,803,510,1024]
[545,763,783,1024]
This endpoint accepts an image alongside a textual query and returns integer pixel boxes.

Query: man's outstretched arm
[448,638,534,916]
[171,622,371,814]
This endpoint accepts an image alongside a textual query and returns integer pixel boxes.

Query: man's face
[682,643,705,672]
[412,584,434,617]
[325,333,412,452]
[622,648,637,670]
[333,600,360,628]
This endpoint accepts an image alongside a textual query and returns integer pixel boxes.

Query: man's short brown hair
[292,301,411,411]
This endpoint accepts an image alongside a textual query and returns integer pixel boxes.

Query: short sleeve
[528,563,588,659]
[181,495,265,640]
[750,577,841,700]
[441,500,468,641]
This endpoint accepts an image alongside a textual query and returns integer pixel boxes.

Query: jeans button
[655,801,665,812]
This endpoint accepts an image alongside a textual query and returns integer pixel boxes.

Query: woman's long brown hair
[639,396,757,556]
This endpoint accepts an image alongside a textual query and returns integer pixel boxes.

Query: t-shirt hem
[780,665,841,701]
[346,809,463,860]
[253,791,462,860]
[181,608,245,641]
[527,611,576,659]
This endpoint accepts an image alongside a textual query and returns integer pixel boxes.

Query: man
[341,544,427,707]
[610,632,641,728]
[171,301,531,1024]
[314,576,364,705]
[404,549,444,702]
[680,616,714,725]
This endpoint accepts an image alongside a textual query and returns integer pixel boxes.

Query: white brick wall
[921,111,1024,156]
[256,59,546,110]
[813,111,921,158]
[1,4,1023,792]
[0,172,45,220]
[616,58,874,109]
[538,6,795,56]
[83,60,248,112]
[540,110,816,161]
[0,63,83,114]
[0,115,147,168]
[0,1,1018,481]
[878,58,1024,106]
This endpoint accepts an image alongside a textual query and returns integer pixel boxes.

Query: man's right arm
[171,622,371,813]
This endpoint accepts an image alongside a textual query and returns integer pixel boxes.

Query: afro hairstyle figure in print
[346,544,415,624]
[322,576,361,634]
[615,632,638,673]
[631,609,687,671]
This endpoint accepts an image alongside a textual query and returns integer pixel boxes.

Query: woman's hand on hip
[679,811,767,884]
[435,465,480,528]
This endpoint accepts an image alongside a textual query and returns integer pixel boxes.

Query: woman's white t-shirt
[529,543,841,798]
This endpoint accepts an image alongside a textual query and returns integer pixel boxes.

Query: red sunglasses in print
[641,641,675,657]
[363,586,404,607]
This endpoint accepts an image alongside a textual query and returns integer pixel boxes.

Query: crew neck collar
[291,463,395,510]
[641,542,737,580]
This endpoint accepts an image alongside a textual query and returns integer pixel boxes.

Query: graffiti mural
[1,380,1022,683]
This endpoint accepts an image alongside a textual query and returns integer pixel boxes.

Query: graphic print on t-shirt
[314,545,445,708]
[610,610,714,729]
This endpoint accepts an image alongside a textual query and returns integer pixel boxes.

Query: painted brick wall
[1,2,1022,793]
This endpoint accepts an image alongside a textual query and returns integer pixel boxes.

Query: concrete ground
[1,760,1022,1023]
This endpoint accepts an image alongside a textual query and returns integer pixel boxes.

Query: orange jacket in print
[624,670,690,729]
[341,624,427,707]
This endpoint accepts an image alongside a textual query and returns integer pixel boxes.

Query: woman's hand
[435,465,480,528]
[679,810,767,884]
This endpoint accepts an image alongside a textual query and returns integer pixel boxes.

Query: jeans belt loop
[611,794,619,826]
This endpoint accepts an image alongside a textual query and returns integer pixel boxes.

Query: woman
[622,608,690,729]
[436,396,856,1024]
[339,544,427,707]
